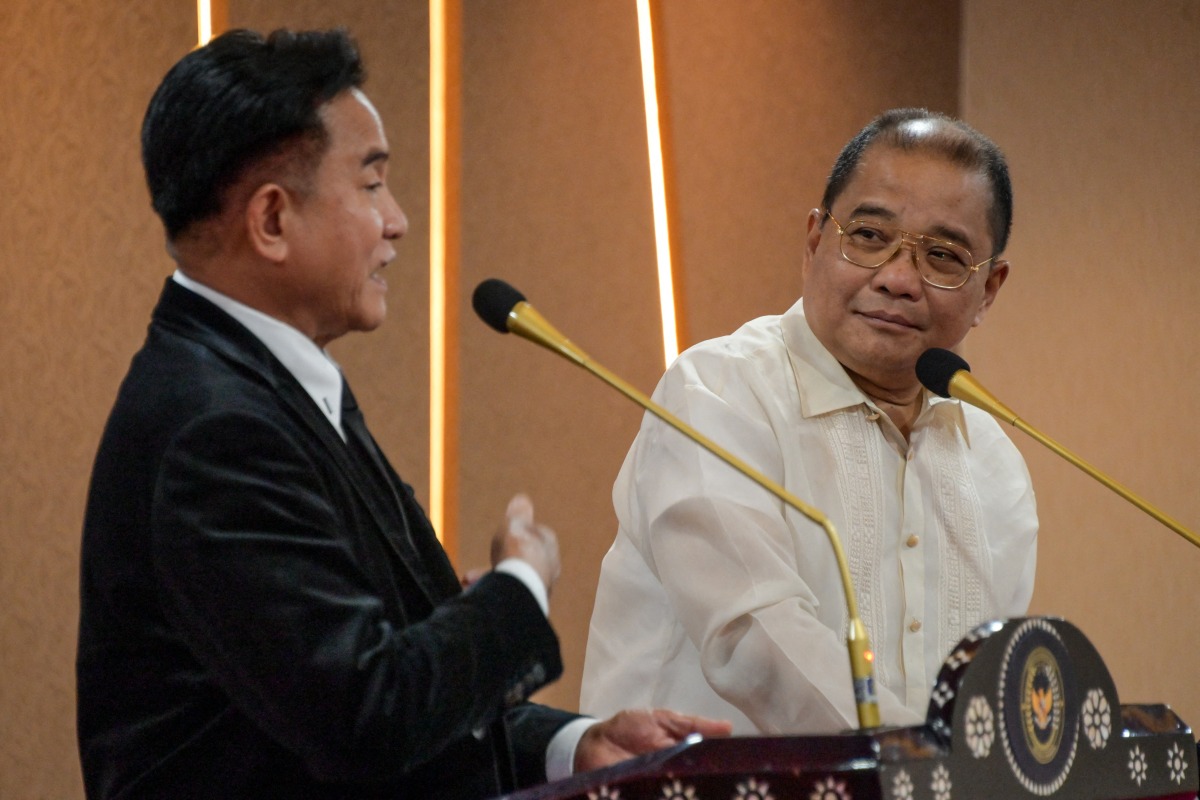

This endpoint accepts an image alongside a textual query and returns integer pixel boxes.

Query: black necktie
[339,380,423,549]
[340,379,462,601]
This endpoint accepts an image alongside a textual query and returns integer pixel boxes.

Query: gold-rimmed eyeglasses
[823,210,995,290]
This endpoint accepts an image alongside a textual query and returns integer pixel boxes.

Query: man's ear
[972,259,1010,327]
[804,208,825,257]
[801,207,825,283]
[245,183,292,263]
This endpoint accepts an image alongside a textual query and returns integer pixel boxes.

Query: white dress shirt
[171,271,586,775]
[173,270,346,436]
[581,298,1037,734]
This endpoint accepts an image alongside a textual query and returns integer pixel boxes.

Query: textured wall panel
[657,0,960,346]
[962,0,1200,741]
[0,1,195,796]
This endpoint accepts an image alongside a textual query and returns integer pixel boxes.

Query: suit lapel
[152,279,451,611]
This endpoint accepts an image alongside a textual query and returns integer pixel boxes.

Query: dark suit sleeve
[505,702,585,787]
[151,408,563,783]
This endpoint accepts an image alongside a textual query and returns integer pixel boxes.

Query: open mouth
[369,265,388,289]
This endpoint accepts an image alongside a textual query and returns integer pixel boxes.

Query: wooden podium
[503,618,1197,800]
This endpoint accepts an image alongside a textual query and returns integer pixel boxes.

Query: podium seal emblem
[998,619,1079,794]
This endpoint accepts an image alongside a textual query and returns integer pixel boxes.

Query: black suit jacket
[78,279,577,799]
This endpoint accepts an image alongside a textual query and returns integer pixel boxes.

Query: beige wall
[961,0,1200,738]
[1,2,193,796]
[1,1,1196,796]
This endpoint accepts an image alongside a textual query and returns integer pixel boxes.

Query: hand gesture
[489,494,561,595]
[574,709,733,773]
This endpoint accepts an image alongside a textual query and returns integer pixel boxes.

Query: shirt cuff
[494,558,549,616]
[545,717,599,781]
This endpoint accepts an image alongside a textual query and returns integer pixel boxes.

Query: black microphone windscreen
[916,348,971,398]
[472,279,526,333]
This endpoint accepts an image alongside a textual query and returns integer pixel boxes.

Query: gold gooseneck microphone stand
[477,281,881,730]
[918,348,1200,550]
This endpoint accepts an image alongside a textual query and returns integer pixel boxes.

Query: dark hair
[820,108,1014,257]
[141,28,365,239]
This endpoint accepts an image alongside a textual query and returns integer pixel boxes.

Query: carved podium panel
[504,618,1197,800]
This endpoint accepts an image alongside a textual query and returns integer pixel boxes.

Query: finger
[688,716,734,737]
[604,710,675,750]
[650,709,697,740]
[652,709,733,740]
[506,493,534,529]
[663,710,732,737]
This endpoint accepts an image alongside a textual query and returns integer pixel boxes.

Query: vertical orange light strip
[195,0,227,47]
[636,0,680,365]
[430,0,446,543]
[429,0,461,555]
[197,1,211,46]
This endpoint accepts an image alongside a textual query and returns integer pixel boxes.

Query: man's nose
[384,195,408,240]
[874,238,925,292]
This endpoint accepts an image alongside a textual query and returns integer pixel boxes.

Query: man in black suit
[77,28,727,800]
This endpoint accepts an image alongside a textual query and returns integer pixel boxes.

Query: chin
[351,305,388,335]
[358,316,387,334]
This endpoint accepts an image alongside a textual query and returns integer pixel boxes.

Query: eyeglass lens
[841,221,972,288]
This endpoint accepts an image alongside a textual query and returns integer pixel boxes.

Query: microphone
[916,348,1199,549]
[473,278,591,368]
[472,278,882,729]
